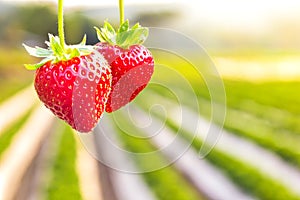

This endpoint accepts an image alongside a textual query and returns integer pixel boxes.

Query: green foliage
[46,123,82,200]
[23,34,93,70]
[95,20,148,49]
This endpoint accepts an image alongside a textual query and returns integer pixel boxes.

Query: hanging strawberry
[23,0,112,133]
[94,0,154,112]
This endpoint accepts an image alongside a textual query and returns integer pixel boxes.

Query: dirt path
[79,120,158,200]
[0,85,37,134]
[0,105,55,200]
[75,131,104,200]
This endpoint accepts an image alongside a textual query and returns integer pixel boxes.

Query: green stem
[119,0,124,25]
[58,0,65,50]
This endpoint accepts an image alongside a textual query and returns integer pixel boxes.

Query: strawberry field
[1,46,300,199]
[1,1,300,200]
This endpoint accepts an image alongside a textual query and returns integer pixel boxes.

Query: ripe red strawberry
[23,34,112,133]
[95,21,154,112]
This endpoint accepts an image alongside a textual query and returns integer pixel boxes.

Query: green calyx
[23,34,93,70]
[94,20,148,49]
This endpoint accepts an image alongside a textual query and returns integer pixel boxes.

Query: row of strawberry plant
[195,93,300,168]
[224,80,300,115]
[199,79,300,139]
[187,79,300,137]
[226,99,300,136]
[190,89,300,169]
[134,87,300,200]
[45,122,83,200]
[143,105,300,200]
[148,82,300,168]
[154,53,300,136]
[223,107,300,167]
[107,113,206,200]
[223,80,300,135]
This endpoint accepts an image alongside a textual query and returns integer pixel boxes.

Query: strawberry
[23,34,112,133]
[94,21,154,112]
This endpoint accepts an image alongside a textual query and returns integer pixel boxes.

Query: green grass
[109,113,206,200]
[46,122,82,200]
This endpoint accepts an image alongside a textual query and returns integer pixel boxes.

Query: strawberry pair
[24,21,154,133]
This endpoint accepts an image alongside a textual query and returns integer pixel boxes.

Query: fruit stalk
[58,0,65,50]
[119,0,125,25]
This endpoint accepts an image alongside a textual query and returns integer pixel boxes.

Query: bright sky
[2,0,300,29]
[4,0,300,9]
[2,0,177,7]
[4,0,300,17]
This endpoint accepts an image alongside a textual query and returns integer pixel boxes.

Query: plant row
[108,113,206,200]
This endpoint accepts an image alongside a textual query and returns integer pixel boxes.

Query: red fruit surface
[96,43,154,112]
[34,51,112,133]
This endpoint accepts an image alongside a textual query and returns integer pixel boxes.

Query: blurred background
[1,0,300,200]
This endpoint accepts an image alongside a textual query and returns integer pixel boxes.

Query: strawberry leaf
[131,22,140,30]
[118,20,129,33]
[24,57,53,70]
[80,34,87,45]
[94,26,106,42]
[49,34,65,60]
[95,20,149,49]
[68,48,80,59]
[23,44,52,57]
[74,45,94,54]
[23,33,93,70]
[116,27,148,49]
[95,26,115,44]
[24,63,43,70]
[104,21,116,36]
